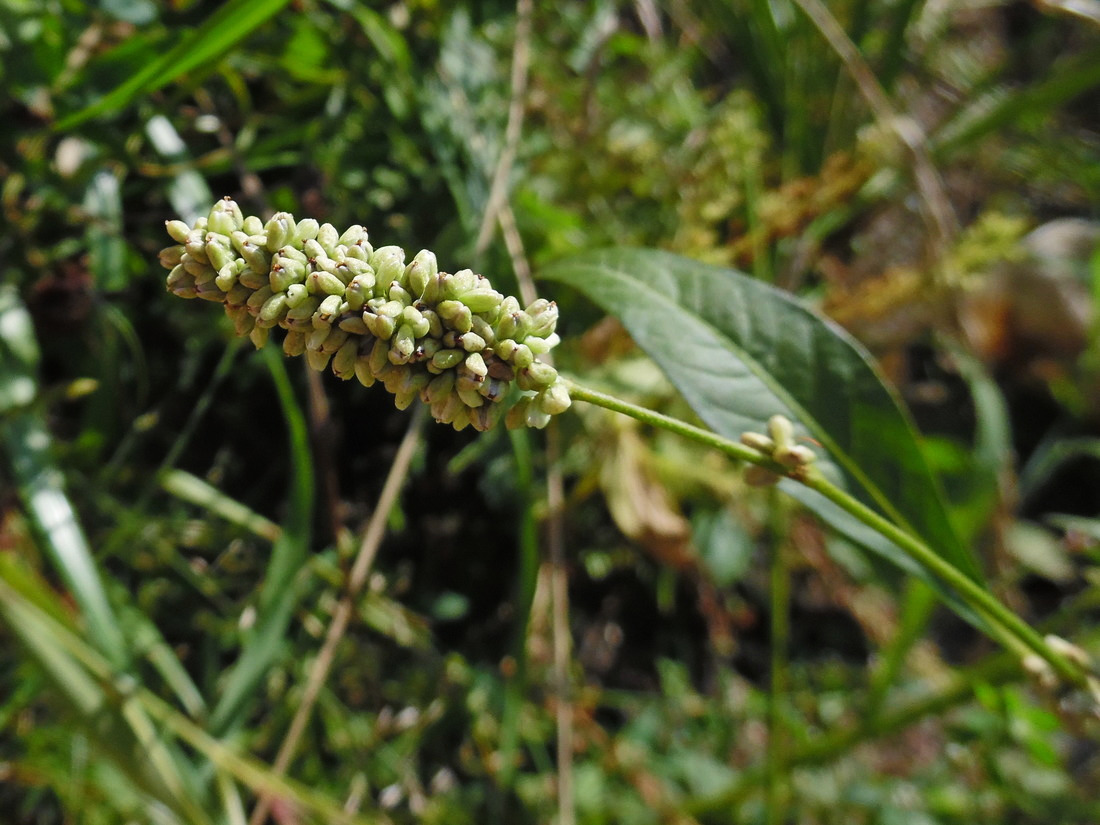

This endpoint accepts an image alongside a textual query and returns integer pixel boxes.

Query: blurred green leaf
[56,0,293,130]
[208,345,313,736]
[145,114,214,225]
[0,287,129,670]
[540,248,981,585]
[83,169,127,291]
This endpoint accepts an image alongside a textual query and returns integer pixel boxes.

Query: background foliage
[1,1,1100,823]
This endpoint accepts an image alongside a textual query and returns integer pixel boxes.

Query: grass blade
[56,0,293,130]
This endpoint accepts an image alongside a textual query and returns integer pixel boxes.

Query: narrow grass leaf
[208,346,313,735]
[83,170,128,291]
[56,0,293,130]
[540,248,981,584]
[0,287,130,669]
[161,468,281,542]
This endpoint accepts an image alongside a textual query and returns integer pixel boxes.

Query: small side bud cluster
[739,414,817,486]
[161,198,570,430]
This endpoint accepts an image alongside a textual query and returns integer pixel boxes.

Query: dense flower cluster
[161,197,569,430]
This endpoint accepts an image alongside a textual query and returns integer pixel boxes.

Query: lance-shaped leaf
[540,248,981,584]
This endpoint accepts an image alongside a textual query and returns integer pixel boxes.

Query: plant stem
[564,379,1088,688]
[766,490,790,825]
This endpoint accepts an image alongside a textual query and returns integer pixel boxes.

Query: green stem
[766,490,790,825]
[564,379,1087,688]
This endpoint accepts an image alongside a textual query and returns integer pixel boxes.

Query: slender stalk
[564,379,1088,688]
[765,490,790,825]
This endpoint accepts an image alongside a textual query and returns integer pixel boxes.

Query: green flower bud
[389,324,416,363]
[258,292,289,325]
[238,267,268,290]
[371,246,406,285]
[469,403,501,432]
[308,269,347,297]
[431,349,465,371]
[525,333,559,355]
[463,352,488,378]
[494,311,525,341]
[159,244,186,268]
[469,316,496,347]
[354,354,376,387]
[238,239,269,275]
[225,282,252,309]
[208,197,243,235]
[368,337,390,377]
[537,380,572,415]
[739,432,776,454]
[363,308,396,340]
[294,218,320,245]
[268,264,299,293]
[316,223,340,256]
[423,371,455,405]
[420,309,444,339]
[233,309,256,336]
[330,336,356,380]
[526,300,558,337]
[388,283,413,306]
[767,415,795,454]
[182,257,210,278]
[338,314,370,336]
[286,295,321,321]
[166,264,191,290]
[338,224,367,246]
[242,215,264,235]
[505,398,530,430]
[478,378,506,402]
[344,274,374,310]
[525,404,551,430]
[442,269,477,299]
[246,285,274,312]
[184,234,210,265]
[195,282,226,302]
[283,329,307,357]
[412,337,441,363]
[278,245,308,265]
[457,332,486,353]
[517,360,557,392]
[456,385,485,409]
[320,328,349,355]
[454,289,504,314]
[166,220,192,244]
[344,240,374,262]
[306,348,332,372]
[313,294,344,328]
[405,249,437,297]
[215,260,244,292]
[401,306,430,338]
[510,344,534,369]
[249,324,270,349]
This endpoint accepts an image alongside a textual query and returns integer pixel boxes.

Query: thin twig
[791,0,958,256]
[248,406,428,825]
[475,0,533,255]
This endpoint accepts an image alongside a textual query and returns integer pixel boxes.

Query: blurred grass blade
[540,249,982,585]
[0,562,213,825]
[208,346,313,735]
[932,51,1100,157]
[56,0,293,130]
[161,468,281,542]
[1,567,382,825]
[0,286,129,669]
[83,169,128,291]
[146,114,214,225]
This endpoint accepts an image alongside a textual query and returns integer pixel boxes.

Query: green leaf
[0,287,130,670]
[208,345,313,735]
[55,0,293,130]
[83,169,128,291]
[540,248,981,584]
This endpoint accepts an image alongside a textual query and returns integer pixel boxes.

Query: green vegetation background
[1,1,1099,823]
